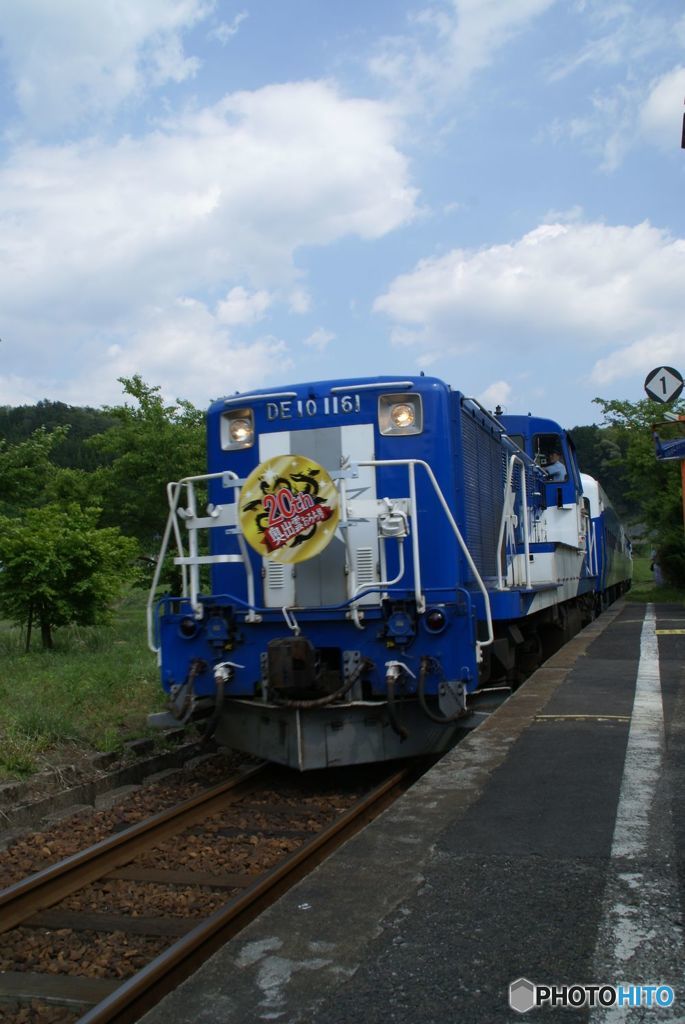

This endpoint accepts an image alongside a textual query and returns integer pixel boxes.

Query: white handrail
[588,520,598,577]
[167,482,188,597]
[147,481,184,653]
[147,470,243,653]
[408,463,425,613]
[336,471,363,629]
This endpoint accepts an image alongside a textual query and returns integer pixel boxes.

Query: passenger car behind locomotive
[147,376,631,769]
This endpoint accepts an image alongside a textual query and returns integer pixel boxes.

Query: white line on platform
[590,604,684,1021]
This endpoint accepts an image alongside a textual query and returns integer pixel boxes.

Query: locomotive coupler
[267,636,323,698]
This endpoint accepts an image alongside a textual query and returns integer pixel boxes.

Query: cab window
[533,433,567,481]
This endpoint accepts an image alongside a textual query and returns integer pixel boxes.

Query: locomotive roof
[207,374,453,414]
[499,412,566,436]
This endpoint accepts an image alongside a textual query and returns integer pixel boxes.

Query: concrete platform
[141,601,685,1023]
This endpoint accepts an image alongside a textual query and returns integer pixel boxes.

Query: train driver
[546,450,566,481]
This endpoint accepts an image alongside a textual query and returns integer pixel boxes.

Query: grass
[626,554,685,604]
[0,588,165,780]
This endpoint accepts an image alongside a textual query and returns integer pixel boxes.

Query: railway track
[0,760,417,1024]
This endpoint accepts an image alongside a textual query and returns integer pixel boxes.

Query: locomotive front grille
[356,547,376,587]
[266,562,287,590]
[461,410,506,579]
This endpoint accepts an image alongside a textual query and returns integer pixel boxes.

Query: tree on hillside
[594,395,685,583]
[90,376,205,547]
[570,423,634,519]
[0,427,69,516]
[0,426,106,518]
[0,400,115,470]
[0,505,137,650]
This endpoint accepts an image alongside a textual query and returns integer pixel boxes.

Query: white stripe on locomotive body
[259,423,380,609]
[259,429,295,606]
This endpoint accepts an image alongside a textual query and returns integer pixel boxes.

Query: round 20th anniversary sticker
[239,455,340,564]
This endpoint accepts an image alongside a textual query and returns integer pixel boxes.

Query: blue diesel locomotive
[147,375,631,769]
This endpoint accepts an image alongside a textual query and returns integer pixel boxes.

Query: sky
[0,0,684,428]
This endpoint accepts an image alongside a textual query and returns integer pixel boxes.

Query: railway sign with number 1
[644,366,684,404]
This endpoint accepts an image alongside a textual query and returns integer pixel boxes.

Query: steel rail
[76,763,415,1024]
[0,763,272,933]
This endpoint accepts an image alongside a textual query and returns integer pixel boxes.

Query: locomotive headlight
[221,408,254,450]
[230,417,252,444]
[378,393,423,436]
[391,403,415,429]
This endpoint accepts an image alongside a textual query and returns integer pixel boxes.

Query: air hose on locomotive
[385,661,410,741]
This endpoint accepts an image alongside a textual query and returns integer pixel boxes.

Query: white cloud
[216,287,272,326]
[370,0,555,106]
[543,6,683,169]
[0,82,416,322]
[640,66,685,148]
[374,219,685,387]
[0,300,293,410]
[417,351,442,368]
[210,11,248,45]
[100,300,294,406]
[543,204,585,223]
[545,84,647,173]
[0,374,45,406]
[478,380,512,410]
[0,0,210,131]
[303,328,335,352]
[288,289,312,314]
[590,332,685,386]
[549,7,641,82]
[0,79,417,403]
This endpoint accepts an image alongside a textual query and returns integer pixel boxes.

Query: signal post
[647,365,685,532]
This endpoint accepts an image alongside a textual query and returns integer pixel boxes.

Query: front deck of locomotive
[148,376,492,770]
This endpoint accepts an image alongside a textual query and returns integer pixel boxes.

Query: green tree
[44,466,106,509]
[570,422,634,518]
[0,426,69,516]
[594,395,685,583]
[0,400,115,469]
[90,376,205,547]
[0,504,137,650]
